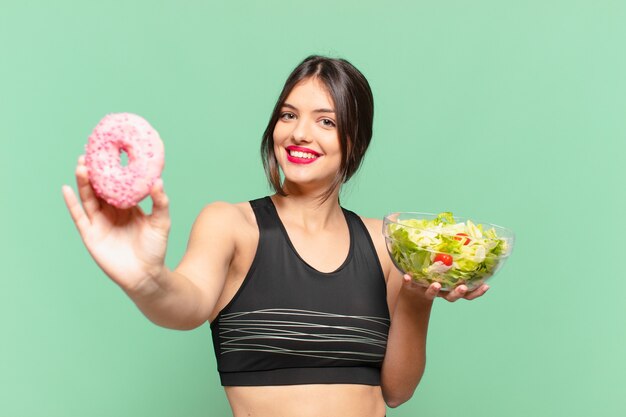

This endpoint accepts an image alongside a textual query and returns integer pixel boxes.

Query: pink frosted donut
[85,113,165,209]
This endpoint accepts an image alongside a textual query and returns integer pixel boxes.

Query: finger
[464,284,490,301]
[149,178,171,230]
[402,274,412,285]
[402,274,419,289]
[443,284,467,302]
[402,274,425,293]
[424,282,442,300]
[62,185,90,238]
[75,156,101,219]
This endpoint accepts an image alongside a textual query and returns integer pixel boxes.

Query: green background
[1,1,624,416]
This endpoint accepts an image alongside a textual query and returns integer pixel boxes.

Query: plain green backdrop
[1,1,624,416]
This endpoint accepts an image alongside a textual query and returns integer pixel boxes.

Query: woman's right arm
[124,201,239,330]
[62,156,236,330]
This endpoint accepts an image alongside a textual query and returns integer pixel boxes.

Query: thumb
[149,178,171,230]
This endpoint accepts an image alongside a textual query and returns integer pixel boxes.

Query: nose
[290,118,311,144]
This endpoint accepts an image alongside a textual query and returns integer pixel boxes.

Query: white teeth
[289,150,317,159]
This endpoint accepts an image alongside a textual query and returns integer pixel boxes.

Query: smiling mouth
[288,149,318,159]
[286,147,320,164]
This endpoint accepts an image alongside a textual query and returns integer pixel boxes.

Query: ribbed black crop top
[210,196,390,386]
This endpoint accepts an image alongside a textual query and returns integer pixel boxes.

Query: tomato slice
[454,233,471,246]
[433,253,453,266]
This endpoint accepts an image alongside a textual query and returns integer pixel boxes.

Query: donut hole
[119,148,129,167]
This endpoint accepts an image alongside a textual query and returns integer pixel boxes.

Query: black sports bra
[210,197,390,386]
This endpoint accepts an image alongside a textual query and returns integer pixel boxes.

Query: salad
[384,212,511,290]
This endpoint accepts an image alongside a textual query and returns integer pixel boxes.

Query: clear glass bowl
[383,212,515,291]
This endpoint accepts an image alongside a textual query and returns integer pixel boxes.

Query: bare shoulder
[359,216,383,241]
[358,215,405,307]
[174,200,259,321]
[358,216,393,278]
[184,200,258,255]
[194,200,256,232]
[178,200,257,280]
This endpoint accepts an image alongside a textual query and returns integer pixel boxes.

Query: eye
[320,118,336,128]
[280,112,296,121]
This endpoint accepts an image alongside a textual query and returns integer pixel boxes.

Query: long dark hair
[260,55,374,202]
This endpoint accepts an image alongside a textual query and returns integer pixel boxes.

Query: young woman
[62,55,489,417]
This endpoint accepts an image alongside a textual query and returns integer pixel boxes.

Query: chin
[283,175,337,193]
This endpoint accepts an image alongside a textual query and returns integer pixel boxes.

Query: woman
[62,55,489,417]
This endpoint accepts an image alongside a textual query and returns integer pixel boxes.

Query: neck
[271,184,342,231]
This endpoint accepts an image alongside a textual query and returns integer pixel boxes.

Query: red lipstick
[286,146,320,164]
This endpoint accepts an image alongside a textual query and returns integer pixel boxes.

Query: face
[273,77,341,192]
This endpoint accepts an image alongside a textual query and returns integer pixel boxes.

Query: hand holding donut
[62,114,170,294]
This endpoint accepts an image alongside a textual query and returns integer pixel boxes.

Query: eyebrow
[282,102,335,113]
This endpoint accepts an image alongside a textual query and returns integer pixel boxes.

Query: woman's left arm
[359,217,489,407]
[380,271,490,408]
[380,270,432,408]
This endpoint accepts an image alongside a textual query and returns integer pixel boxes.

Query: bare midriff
[225,384,386,417]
